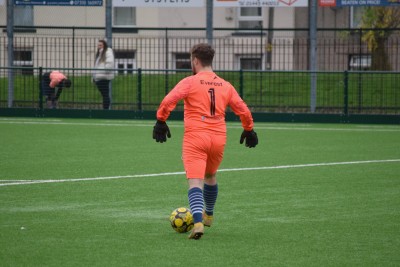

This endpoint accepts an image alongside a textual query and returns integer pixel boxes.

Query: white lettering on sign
[214,0,308,6]
[113,0,205,7]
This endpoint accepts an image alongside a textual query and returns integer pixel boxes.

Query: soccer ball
[169,207,194,233]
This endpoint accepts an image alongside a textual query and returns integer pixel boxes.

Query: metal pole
[206,0,213,45]
[239,69,244,99]
[105,0,112,109]
[39,67,43,111]
[358,28,362,112]
[165,28,169,95]
[72,27,75,105]
[343,70,349,117]
[137,68,142,111]
[105,0,112,47]
[266,7,274,70]
[7,0,14,108]
[309,0,317,113]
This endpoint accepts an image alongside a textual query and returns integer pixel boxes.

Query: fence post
[239,69,244,99]
[343,70,348,117]
[39,67,43,112]
[7,0,14,108]
[72,27,75,105]
[137,68,142,111]
[165,28,169,96]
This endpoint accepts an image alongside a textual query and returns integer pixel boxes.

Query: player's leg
[46,96,53,108]
[187,178,205,239]
[46,89,56,108]
[203,174,217,227]
[54,87,63,105]
[51,87,62,108]
[183,132,209,239]
[187,178,204,224]
[203,133,226,227]
[41,73,53,108]
[95,80,110,109]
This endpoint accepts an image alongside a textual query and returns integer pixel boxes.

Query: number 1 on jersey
[208,88,215,116]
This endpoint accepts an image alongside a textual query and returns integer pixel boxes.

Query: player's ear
[192,57,199,66]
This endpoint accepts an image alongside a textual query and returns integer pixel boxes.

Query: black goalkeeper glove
[153,120,171,143]
[240,129,258,148]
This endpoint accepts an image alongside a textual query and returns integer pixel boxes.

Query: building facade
[0,3,399,72]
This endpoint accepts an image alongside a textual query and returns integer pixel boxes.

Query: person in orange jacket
[41,71,71,109]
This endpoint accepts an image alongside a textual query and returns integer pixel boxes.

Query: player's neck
[196,66,213,73]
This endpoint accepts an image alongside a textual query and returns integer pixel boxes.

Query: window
[350,7,365,28]
[14,6,33,27]
[349,54,371,70]
[174,53,191,70]
[236,55,263,70]
[13,49,33,75]
[114,50,136,74]
[238,7,262,29]
[113,7,136,27]
[240,58,262,70]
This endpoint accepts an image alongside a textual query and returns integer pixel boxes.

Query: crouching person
[41,71,71,109]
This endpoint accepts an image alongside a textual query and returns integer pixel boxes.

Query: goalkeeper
[153,43,258,240]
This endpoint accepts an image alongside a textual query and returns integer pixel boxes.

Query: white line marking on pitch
[1,119,400,132]
[1,159,399,187]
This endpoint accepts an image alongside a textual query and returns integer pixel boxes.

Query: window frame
[113,7,137,27]
[235,54,264,71]
[237,7,263,30]
[173,52,191,70]
[350,6,365,29]
[114,50,136,74]
[13,48,34,75]
[14,5,34,27]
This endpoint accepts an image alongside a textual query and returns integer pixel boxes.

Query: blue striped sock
[204,183,218,216]
[188,187,204,224]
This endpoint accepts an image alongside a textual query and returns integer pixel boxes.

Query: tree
[361,7,400,70]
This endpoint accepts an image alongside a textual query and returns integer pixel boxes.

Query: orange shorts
[182,132,226,179]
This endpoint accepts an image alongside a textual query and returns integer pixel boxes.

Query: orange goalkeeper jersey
[156,71,254,134]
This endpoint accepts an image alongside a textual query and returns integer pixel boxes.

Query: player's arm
[104,50,114,69]
[153,77,192,143]
[49,72,67,88]
[156,77,191,122]
[49,80,58,88]
[229,88,258,148]
[229,87,254,130]
[49,78,58,88]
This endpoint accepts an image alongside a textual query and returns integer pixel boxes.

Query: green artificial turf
[1,118,399,266]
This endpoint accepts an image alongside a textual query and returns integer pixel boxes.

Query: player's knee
[205,173,217,184]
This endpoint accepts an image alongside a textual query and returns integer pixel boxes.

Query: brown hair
[190,43,215,67]
[95,40,108,63]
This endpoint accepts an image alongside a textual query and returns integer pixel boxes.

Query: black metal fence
[1,27,400,72]
[1,67,399,115]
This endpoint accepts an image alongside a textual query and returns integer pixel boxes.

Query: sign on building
[14,0,102,5]
[113,0,204,7]
[319,0,400,6]
[214,0,308,7]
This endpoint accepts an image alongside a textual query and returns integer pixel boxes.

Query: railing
[0,67,399,115]
[1,27,400,72]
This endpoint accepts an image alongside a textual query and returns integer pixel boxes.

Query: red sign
[319,0,337,6]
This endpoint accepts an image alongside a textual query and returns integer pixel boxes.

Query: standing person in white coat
[93,39,115,109]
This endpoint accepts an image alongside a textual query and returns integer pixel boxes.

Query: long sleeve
[229,89,254,131]
[105,49,114,69]
[156,77,192,121]
[157,72,254,134]
[49,71,67,88]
